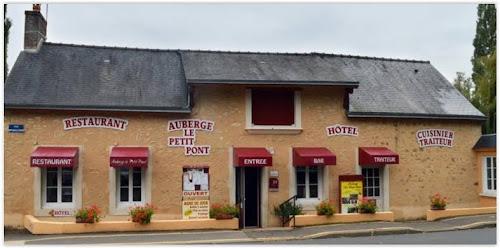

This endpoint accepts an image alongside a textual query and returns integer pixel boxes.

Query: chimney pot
[33,4,41,12]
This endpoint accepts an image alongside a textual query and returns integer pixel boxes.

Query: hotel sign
[326,124,359,136]
[63,117,128,131]
[416,129,454,148]
[168,119,214,156]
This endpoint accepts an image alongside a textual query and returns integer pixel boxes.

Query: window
[246,89,302,134]
[42,167,74,207]
[483,156,496,195]
[117,167,144,205]
[362,167,381,198]
[296,166,320,199]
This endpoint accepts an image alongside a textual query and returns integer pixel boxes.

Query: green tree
[4,4,12,81]
[453,72,474,102]
[471,4,496,134]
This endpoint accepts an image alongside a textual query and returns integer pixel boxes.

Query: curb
[454,221,496,230]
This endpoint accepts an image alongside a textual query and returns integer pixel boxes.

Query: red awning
[110,147,149,167]
[359,147,399,165]
[293,147,336,166]
[233,147,272,167]
[31,147,79,168]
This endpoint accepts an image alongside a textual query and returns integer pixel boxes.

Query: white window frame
[108,147,152,215]
[295,166,323,206]
[245,89,302,134]
[116,167,145,209]
[41,167,75,209]
[361,166,384,210]
[482,156,497,197]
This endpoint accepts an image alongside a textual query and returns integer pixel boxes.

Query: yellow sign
[182,200,210,220]
[340,181,363,214]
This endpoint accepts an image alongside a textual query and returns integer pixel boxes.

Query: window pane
[297,185,306,198]
[374,178,380,186]
[309,167,318,184]
[133,170,141,186]
[46,169,58,187]
[487,167,492,180]
[367,178,373,187]
[375,188,380,196]
[46,188,57,202]
[120,188,129,202]
[61,187,72,202]
[310,185,318,198]
[487,179,492,190]
[362,169,367,177]
[296,168,305,184]
[363,188,367,196]
[374,169,379,177]
[367,169,373,177]
[62,169,73,187]
[120,168,129,186]
[133,188,141,201]
[368,188,374,196]
[251,89,295,125]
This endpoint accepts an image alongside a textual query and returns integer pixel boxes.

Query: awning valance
[293,147,336,166]
[31,147,79,168]
[359,147,399,165]
[110,147,149,167]
[233,147,272,167]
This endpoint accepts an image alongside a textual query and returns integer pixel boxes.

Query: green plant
[129,203,157,224]
[272,201,303,218]
[75,205,101,223]
[357,198,377,213]
[209,203,239,219]
[315,199,336,217]
[429,193,448,210]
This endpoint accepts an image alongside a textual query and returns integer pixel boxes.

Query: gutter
[187,79,360,87]
[347,111,487,121]
[4,104,192,114]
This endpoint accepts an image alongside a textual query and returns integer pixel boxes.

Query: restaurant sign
[339,175,364,214]
[168,119,214,156]
[63,117,128,131]
[182,200,210,220]
[326,124,359,137]
[416,129,454,148]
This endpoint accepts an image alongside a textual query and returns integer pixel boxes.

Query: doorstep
[426,207,497,221]
[292,212,395,227]
[23,215,239,235]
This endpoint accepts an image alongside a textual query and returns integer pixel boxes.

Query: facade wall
[4,85,483,227]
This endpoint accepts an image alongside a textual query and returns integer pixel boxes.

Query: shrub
[357,198,377,213]
[129,203,157,224]
[429,193,448,210]
[315,199,336,217]
[209,203,240,219]
[272,201,303,218]
[75,205,101,223]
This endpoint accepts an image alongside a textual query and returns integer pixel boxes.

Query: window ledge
[480,193,497,198]
[245,127,303,135]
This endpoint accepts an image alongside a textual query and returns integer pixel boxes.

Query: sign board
[416,129,454,148]
[49,209,72,217]
[270,170,279,177]
[183,190,209,198]
[8,124,24,133]
[182,200,210,220]
[183,168,209,191]
[63,117,128,131]
[110,158,147,167]
[168,119,214,156]
[339,175,364,214]
[269,178,279,191]
[326,124,359,137]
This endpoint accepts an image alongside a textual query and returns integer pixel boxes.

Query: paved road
[270,228,497,245]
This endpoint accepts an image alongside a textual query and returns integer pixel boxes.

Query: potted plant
[209,203,240,220]
[315,199,336,217]
[129,203,157,224]
[429,193,448,210]
[272,201,304,219]
[75,205,101,223]
[357,198,377,213]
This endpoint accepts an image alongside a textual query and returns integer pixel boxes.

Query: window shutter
[252,89,295,125]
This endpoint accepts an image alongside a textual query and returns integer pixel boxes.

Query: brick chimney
[24,4,47,50]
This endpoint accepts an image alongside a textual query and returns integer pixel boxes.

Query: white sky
[5,3,479,82]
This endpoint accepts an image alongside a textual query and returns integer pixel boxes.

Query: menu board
[339,175,364,214]
[182,200,210,220]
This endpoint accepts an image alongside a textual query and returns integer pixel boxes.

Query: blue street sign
[8,124,25,133]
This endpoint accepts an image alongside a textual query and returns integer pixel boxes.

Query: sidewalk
[4,214,496,245]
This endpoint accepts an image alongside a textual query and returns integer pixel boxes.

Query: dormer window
[246,88,302,134]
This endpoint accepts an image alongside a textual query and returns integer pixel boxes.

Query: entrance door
[236,167,261,228]
[361,166,384,210]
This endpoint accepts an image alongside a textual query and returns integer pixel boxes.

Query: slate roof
[5,42,189,112]
[4,42,486,120]
[473,134,497,150]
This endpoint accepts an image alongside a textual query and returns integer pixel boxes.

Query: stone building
[4,6,490,228]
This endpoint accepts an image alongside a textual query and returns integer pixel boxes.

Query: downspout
[176,51,192,112]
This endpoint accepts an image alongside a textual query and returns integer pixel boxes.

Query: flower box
[75,216,94,224]
[430,206,446,211]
